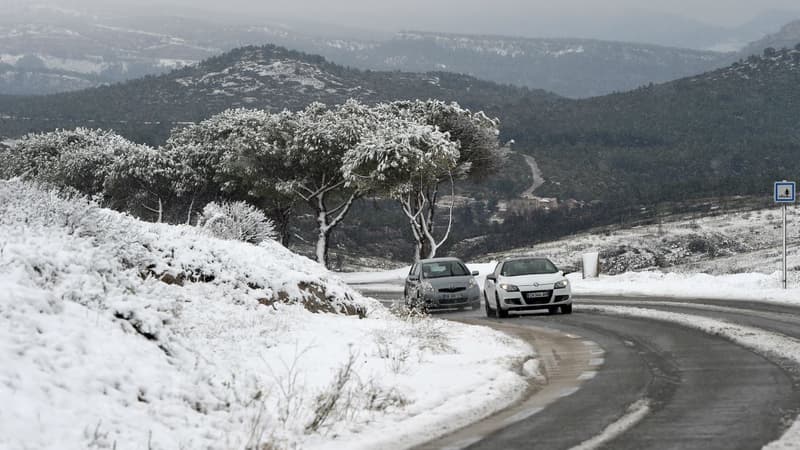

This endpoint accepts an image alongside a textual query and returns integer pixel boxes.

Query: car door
[486,262,502,302]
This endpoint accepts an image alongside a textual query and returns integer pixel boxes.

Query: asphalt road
[361,291,800,450]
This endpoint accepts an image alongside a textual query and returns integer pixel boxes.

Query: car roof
[419,257,464,264]
[499,256,551,263]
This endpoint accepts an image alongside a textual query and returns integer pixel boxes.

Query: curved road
[363,291,800,449]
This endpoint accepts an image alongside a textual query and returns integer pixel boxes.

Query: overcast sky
[12,0,800,46]
[43,0,798,27]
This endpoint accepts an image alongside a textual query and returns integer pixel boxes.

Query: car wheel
[561,304,573,314]
[548,306,559,315]
[496,291,509,319]
[484,292,494,317]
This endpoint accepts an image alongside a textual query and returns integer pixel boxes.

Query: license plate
[526,292,549,298]
[444,293,463,300]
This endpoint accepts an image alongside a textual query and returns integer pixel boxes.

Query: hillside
[2,44,800,260]
[739,20,800,57]
[4,4,787,100]
[323,32,734,98]
[0,45,555,145]
[5,4,799,100]
[510,45,800,206]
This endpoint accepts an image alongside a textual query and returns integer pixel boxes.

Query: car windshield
[501,258,558,276]
[422,261,470,278]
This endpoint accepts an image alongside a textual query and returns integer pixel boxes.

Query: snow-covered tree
[279,100,380,267]
[103,144,181,223]
[343,113,461,261]
[165,108,295,235]
[402,99,502,180]
[347,101,501,260]
[6,128,140,195]
[198,201,277,244]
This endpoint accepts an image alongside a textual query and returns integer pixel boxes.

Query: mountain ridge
[4,6,797,98]
[2,42,800,208]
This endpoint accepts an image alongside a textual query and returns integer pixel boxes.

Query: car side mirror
[409,275,419,281]
[486,274,496,282]
[471,270,479,276]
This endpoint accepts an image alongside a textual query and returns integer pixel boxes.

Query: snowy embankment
[569,271,800,304]
[0,180,534,450]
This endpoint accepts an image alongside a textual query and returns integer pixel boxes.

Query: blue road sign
[775,181,796,203]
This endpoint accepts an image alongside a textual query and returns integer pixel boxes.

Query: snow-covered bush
[103,144,182,223]
[5,128,145,195]
[198,200,277,244]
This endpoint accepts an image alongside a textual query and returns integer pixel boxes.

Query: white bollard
[582,252,600,279]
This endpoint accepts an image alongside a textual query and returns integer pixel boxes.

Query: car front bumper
[420,290,481,309]
[499,288,571,310]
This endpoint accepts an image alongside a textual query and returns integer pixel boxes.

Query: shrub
[5,128,142,195]
[198,201,277,244]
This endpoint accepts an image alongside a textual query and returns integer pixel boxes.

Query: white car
[484,257,572,318]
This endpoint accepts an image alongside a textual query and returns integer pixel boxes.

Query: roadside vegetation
[1,99,501,267]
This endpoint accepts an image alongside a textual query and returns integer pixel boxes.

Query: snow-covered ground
[570,271,800,304]
[482,204,800,280]
[0,180,535,450]
[344,203,800,297]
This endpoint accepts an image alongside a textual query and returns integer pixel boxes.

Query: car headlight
[554,280,569,289]
[468,278,476,288]
[422,282,435,294]
[500,283,519,292]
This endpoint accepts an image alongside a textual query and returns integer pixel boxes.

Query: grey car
[404,257,481,310]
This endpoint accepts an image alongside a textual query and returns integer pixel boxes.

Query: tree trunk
[421,238,434,260]
[312,191,357,268]
[185,196,195,225]
[271,203,294,247]
[316,225,331,268]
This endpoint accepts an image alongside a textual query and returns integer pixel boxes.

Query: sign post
[774,181,796,289]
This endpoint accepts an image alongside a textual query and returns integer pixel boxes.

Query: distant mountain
[0,4,769,99]
[0,6,225,95]
[739,20,800,57]
[565,10,800,52]
[320,32,734,98]
[2,43,800,211]
[0,45,555,144]
[513,46,800,205]
[735,10,800,44]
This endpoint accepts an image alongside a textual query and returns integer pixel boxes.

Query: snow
[0,180,534,450]
[484,204,800,280]
[175,58,346,96]
[569,271,800,304]
[157,58,197,69]
[0,53,24,65]
[0,52,113,75]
